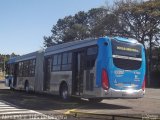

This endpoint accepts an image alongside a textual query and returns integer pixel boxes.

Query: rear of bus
[97,37,146,98]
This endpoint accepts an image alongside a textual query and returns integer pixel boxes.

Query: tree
[44,8,115,47]
[44,12,89,47]
[114,0,160,45]
[0,54,10,72]
[114,0,160,86]
[43,36,55,47]
[63,23,89,41]
[86,8,108,38]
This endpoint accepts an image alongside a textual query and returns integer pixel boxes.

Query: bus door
[72,51,85,96]
[13,63,18,87]
[44,57,52,91]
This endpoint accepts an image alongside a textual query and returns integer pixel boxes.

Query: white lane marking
[0,100,55,119]
[0,107,16,109]
[0,109,28,112]
[0,110,42,115]
[0,105,11,107]
[0,102,6,105]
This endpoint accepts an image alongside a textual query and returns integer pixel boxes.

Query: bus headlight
[126,89,134,94]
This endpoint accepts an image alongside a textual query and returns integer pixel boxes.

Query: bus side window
[62,52,72,71]
[52,54,62,71]
[23,61,29,77]
[86,46,98,70]
[18,62,23,77]
[29,59,36,76]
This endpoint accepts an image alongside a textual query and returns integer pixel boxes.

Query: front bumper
[102,88,145,98]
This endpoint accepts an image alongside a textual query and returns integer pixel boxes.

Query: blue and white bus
[6,36,146,102]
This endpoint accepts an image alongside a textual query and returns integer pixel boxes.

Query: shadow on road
[0,89,132,111]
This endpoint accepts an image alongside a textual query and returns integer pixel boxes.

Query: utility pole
[148,33,153,87]
[3,55,6,76]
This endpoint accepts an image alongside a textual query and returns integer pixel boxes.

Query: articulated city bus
[6,36,146,102]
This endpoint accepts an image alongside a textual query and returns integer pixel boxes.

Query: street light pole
[3,55,5,77]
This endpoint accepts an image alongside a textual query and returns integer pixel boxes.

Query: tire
[60,83,69,100]
[24,82,29,93]
[10,86,14,90]
[88,98,103,103]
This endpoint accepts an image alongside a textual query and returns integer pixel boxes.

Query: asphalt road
[0,81,160,120]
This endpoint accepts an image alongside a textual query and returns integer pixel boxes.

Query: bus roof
[7,57,17,64]
[8,51,39,64]
[112,37,139,44]
[16,51,38,62]
[7,36,141,64]
[45,38,98,56]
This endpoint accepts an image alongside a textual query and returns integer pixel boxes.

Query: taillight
[102,69,109,90]
[142,75,146,91]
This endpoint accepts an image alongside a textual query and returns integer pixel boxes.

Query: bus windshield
[111,39,142,70]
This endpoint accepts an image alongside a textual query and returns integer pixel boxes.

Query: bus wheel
[24,82,29,93]
[60,83,69,100]
[88,98,103,103]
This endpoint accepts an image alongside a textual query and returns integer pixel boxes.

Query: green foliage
[44,0,160,49]
[0,53,19,72]
[44,36,55,47]
[114,0,160,46]
[43,8,120,47]
[0,54,10,72]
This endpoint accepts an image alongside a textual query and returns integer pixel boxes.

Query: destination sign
[116,46,139,53]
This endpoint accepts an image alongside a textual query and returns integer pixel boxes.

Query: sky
[0,0,108,55]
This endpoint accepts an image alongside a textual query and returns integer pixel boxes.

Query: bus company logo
[135,75,138,79]
[134,75,140,81]
[114,79,117,84]
[114,70,124,75]
[134,71,141,75]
